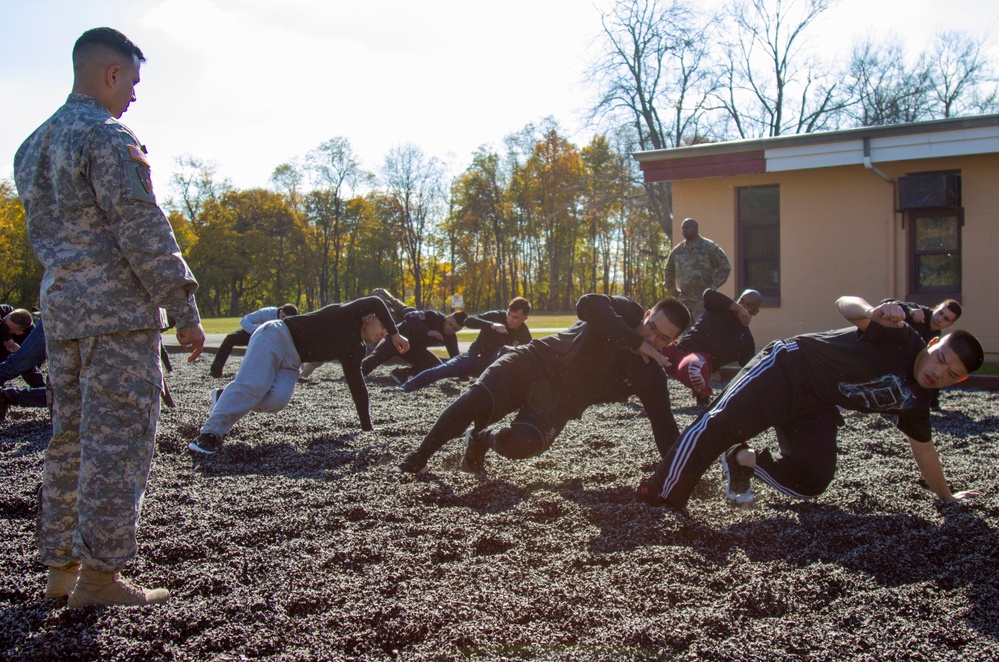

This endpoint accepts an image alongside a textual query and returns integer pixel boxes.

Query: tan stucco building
[635,116,999,360]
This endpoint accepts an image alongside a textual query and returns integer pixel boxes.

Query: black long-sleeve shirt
[284,297,398,430]
[525,293,680,456]
[399,309,460,358]
[880,299,939,344]
[676,289,755,369]
[464,310,532,357]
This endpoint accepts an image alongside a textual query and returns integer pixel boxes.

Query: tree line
[162,122,668,316]
[2,0,996,316]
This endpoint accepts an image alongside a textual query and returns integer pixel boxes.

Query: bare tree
[590,0,721,237]
[169,156,231,229]
[306,137,365,304]
[927,30,999,118]
[271,160,305,214]
[717,0,846,138]
[846,36,932,126]
[383,144,444,309]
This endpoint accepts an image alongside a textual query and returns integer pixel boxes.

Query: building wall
[671,153,999,358]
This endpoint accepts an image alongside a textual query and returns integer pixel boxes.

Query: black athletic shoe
[0,391,9,423]
[460,429,488,472]
[390,368,411,386]
[696,395,711,407]
[189,432,223,455]
[637,477,664,505]
[396,452,428,474]
[721,443,755,505]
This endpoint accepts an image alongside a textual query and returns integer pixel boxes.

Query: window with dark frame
[737,185,780,306]
[902,170,962,301]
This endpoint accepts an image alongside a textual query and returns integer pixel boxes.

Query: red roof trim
[640,149,767,182]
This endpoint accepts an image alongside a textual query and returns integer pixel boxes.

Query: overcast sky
[3,0,999,201]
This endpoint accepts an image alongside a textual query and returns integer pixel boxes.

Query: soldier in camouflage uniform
[663,218,732,320]
[13,27,205,607]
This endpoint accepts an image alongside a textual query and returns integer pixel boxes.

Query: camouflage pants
[37,329,162,572]
[681,298,705,322]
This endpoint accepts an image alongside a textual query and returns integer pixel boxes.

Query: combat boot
[44,561,81,599]
[67,568,169,608]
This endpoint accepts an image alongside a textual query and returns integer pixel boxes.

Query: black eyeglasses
[646,317,674,343]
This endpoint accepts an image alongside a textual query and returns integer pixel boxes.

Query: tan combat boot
[67,568,169,608]
[44,561,81,599]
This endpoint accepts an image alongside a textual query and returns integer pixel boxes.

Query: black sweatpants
[210,329,252,376]
[412,346,573,463]
[650,339,841,510]
[360,338,442,377]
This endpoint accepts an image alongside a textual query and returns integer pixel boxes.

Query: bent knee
[491,425,547,460]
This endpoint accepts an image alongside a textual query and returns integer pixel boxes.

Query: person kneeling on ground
[362,309,468,384]
[0,305,45,388]
[189,296,409,454]
[639,296,984,510]
[661,288,760,407]
[397,294,690,474]
[209,303,299,378]
[399,297,532,392]
[0,317,49,421]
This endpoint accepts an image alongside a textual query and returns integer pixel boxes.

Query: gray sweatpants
[201,320,301,437]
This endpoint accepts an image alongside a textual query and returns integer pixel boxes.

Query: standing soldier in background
[14,27,205,607]
[663,218,732,320]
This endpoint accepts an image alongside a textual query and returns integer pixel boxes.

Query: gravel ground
[1,355,998,661]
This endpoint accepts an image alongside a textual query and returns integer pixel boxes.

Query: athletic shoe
[637,477,664,505]
[390,367,411,385]
[0,391,8,423]
[208,387,224,413]
[396,452,428,474]
[721,443,755,505]
[189,432,223,455]
[68,569,169,608]
[44,561,81,599]
[460,428,489,472]
[696,395,711,407]
[299,362,320,379]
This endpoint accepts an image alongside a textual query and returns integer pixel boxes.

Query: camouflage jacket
[663,236,731,302]
[14,93,200,340]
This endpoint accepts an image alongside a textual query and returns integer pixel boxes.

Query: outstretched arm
[908,437,979,501]
[836,296,906,332]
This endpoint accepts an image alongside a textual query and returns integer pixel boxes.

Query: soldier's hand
[491,323,509,335]
[637,341,672,369]
[176,324,206,362]
[392,333,410,355]
[731,302,752,326]
[870,302,906,328]
[947,489,980,501]
[910,308,926,324]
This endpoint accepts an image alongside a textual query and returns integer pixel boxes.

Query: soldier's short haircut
[73,27,145,65]
[944,329,984,374]
[650,298,692,335]
[279,304,299,317]
[7,309,33,331]
[939,298,962,320]
[508,297,531,316]
[451,311,469,327]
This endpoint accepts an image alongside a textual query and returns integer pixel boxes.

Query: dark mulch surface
[2,356,998,661]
